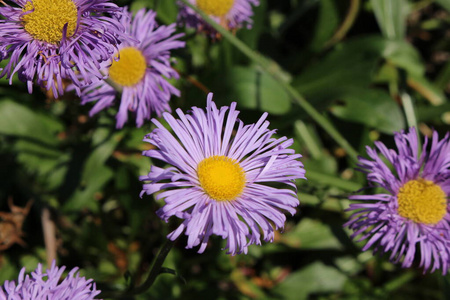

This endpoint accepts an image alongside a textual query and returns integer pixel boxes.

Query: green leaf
[310,0,340,51]
[281,218,344,250]
[294,36,384,101]
[382,39,425,77]
[0,99,63,146]
[330,88,405,133]
[435,0,450,12]
[156,0,178,24]
[371,0,409,40]
[14,140,69,190]
[273,262,347,300]
[295,36,425,102]
[63,131,123,212]
[221,66,291,115]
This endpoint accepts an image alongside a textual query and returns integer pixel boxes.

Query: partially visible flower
[79,8,185,128]
[177,0,259,35]
[140,93,305,255]
[0,261,100,299]
[345,128,450,274]
[0,0,127,97]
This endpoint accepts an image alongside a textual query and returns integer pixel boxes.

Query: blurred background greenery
[1,0,449,299]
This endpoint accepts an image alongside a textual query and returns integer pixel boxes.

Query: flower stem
[324,0,361,48]
[180,0,359,162]
[401,91,419,145]
[130,239,175,295]
[99,239,175,298]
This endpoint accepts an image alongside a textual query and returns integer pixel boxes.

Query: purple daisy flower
[0,261,101,299]
[140,93,305,255]
[177,0,259,35]
[345,127,450,274]
[79,8,185,129]
[0,0,126,98]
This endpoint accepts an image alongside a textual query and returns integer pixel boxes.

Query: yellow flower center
[22,0,78,44]
[397,179,447,225]
[108,47,147,87]
[196,0,235,17]
[197,155,246,201]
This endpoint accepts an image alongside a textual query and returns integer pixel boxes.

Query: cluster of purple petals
[177,0,259,34]
[79,8,185,128]
[140,93,305,255]
[0,0,127,98]
[0,261,100,300]
[345,128,450,274]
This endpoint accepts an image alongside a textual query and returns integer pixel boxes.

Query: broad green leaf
[14,140,69,190]
[273,262,347,300]
[281,218,343,250]
[330,88,405,133]
[296,36,424,102]
[63,131,123,212]
[221,66,291,115]
[0,259,18,283]
[156,0,178,24]
[371,0,409,40]
[129,0,151,11]
[435,0,450,12]
[382,39,424,76]
[310,0,340,51]
[294,36,384,101]
[0,99,63,146]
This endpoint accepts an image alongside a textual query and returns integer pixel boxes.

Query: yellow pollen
[108,47,147,87]
[397,179,447,225]
[22,0,78,44]
[196,0,235,17]
[197,155,246,201]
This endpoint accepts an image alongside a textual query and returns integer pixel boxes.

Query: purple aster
[0,0,127,98]
[79,8,185,129]
[177,0,259,35]
[140,93,305,255]
[0,261,101,299]
[345,127,450,274]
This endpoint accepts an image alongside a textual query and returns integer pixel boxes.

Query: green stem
[324,0,360,48]
[99,239,175,298]
[105,77,123,93]
[401,92,418,134]
[131,239,175,295]
[180,0,359,162]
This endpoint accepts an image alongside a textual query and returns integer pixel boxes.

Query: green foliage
[0,0,449,299]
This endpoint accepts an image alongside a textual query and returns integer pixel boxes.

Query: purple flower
[79,8,185,129]
[0,0,126,98]
[0,261,101,299]
[177,0,259,35]
[345,128,450,274]
[140,93,305,255]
